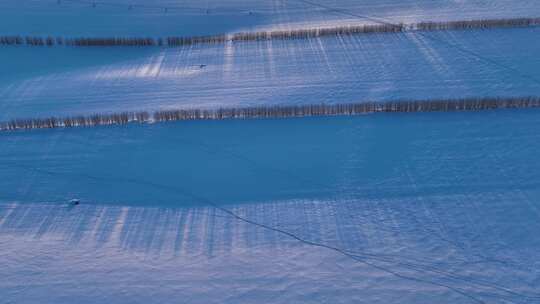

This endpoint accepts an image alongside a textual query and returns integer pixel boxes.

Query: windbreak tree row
[2,97,539,131]
[2,17,540,48]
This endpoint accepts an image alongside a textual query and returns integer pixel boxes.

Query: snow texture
[1,110,540,303]
[2,27,540,120]
[3,0,540,36]
[3,1,540,303]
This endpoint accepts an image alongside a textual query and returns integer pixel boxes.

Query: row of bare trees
[167,35,227,46]
[232,23,405,41]
[417,17,540,31]
[2,112,149,130]
[2,97,539,131]
[0,36,158,46]
[153,97,540,121]
[68,37,159,46]
[2,17,540,47]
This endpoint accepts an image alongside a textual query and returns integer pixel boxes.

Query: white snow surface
[1,111,540,303]
[2,27,540,119]
[2,0,540,36]
[2,194,539,304]
[3,1,540,303]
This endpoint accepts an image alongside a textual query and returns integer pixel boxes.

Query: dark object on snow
[69,199,80,205]
[199,64,206,69]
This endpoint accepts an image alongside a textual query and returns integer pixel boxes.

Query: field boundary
[1,17,540,47]
[2,96,539,131]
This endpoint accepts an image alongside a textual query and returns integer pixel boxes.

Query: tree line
[2,97,539,131]
[2,17,540,47]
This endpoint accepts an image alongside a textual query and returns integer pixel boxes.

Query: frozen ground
[2,110,540,206]
[3,1,540,303]
[1,110,540,303]
[2,0,540,36]
[2,27,540,120]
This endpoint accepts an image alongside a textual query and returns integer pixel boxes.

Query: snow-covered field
[3,0,540,36]
[3,1,540,303]
[2,194,540,304]
[1,110,540,206]
[1,110,540,303]
[2,27,540,120]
